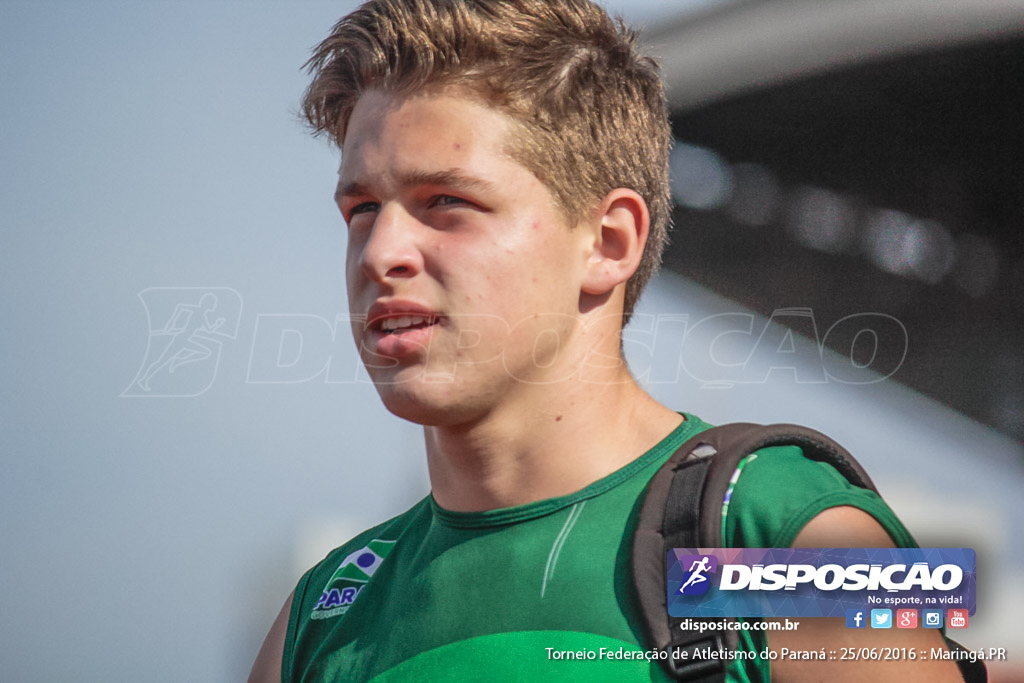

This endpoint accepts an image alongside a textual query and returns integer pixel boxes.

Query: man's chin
[374,385,484,428]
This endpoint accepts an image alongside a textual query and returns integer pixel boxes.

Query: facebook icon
[845,609,866,629]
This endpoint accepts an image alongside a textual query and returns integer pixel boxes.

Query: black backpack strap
[683,423,879,547]
[634,422,989,682]
[635,423,876,680]
[633,424,758,681]
[674,424,986,682]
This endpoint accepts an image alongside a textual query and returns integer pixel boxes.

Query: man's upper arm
[248,591,294,683]
[767,506,962,682]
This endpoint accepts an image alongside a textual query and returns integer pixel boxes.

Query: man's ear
[581,188,650,296]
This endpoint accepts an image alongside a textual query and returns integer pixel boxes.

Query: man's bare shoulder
[248,591,293,683]
[768,507,962,682]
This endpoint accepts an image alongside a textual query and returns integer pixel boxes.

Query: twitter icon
[870,609,892,629]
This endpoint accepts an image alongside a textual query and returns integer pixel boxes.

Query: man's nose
[356,204,423,283]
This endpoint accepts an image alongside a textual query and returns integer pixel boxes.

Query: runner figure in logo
[137,293,225,391]
[678,554,718,596]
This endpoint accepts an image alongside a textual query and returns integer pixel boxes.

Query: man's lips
[365,302,442,336]
[363,302,442,360]
[377,314,437,334]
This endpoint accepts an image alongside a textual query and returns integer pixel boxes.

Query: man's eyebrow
[334,181,367,204]
[334,169,495,203]
[398,169,495,192]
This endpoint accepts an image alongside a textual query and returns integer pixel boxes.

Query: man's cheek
[501,313,579,384]
[422,314,510,383]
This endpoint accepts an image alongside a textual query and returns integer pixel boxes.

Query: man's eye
[430,195,467,208]
[344,201,379,225]
[349,201,380,216]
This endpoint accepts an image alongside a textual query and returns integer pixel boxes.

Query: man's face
[337,89,593,426]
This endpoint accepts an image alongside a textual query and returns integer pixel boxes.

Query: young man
[251,1,961,680]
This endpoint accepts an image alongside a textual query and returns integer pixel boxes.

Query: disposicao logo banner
[667,548,975,618]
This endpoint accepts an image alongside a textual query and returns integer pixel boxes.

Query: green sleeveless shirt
[283,414,913,681]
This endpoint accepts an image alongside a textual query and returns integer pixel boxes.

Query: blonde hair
[302,0,671,322]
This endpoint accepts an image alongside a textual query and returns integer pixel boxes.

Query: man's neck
[423,372,682,512]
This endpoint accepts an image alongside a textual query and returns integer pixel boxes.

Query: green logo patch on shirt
[311,539,396,620]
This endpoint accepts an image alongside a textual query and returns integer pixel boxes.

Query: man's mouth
[376,315,438,335]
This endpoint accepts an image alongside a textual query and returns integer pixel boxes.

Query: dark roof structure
[647,0,1024,443]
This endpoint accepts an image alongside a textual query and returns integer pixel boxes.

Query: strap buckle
[664,633,730,680]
